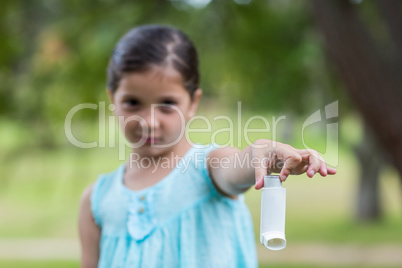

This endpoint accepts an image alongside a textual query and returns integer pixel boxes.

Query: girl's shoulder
[176,143,219,178]
[79,183,94,219]
[161,143,224,198]
[92,164,123,194]
[90,164,125,225]
[187,143,220,164]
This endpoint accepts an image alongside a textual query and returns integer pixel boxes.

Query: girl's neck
[123,140,193,191]
[132,139,192,164]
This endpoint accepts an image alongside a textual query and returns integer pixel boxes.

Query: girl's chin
[132,146,173,158]
[129,137,183,150]
[130,138,162,146]
[130,142,169,151]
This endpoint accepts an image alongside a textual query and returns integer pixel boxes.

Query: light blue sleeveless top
[91,144,257,267]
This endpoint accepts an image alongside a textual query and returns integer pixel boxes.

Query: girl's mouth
[137,136,160,144]
[145,137,159,144]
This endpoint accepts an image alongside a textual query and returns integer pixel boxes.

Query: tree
[1,0,319,147]
[312,0,402,220]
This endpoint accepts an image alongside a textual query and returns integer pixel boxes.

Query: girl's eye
[123,99,139,107]
[160,100,177,112]
[162,100,176,106]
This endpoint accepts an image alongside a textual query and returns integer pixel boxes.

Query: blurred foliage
[0,0,347,147]
[1,2,401,265]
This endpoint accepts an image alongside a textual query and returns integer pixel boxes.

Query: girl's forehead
[127,65,183,83]
[116,65,189,98]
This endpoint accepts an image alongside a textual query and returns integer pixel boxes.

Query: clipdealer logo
[64,101,339,166]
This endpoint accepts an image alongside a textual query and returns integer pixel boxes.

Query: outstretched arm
[207,139,337,197]
[78,185,101,268]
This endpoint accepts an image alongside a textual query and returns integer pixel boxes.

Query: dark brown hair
[107,25,199,98]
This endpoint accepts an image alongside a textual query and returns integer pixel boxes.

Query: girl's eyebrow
[120,93,181,102]
[120,93,139,98]
[157,94,181,101]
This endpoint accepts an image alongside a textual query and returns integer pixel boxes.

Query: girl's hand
[252,139,337,190]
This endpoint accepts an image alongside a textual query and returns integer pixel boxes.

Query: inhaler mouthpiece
[260,175,286,250]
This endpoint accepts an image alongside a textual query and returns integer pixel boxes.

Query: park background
[1,0,401,267]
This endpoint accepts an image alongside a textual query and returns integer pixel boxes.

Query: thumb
[254,157,268,190]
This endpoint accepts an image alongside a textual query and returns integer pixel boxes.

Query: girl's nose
[142,108,160,130]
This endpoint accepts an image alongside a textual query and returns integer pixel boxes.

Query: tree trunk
[311,0,402,220]
[311,0,402,177]
[354,127,383,221]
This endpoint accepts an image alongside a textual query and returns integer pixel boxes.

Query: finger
[280,154,302,181]
[298,149,322,178]
[308,151,324,177]
[327,167,337,175]
[254,178,264,190]
[317,155,328,177]
[253,147,270,190]
[300,164,309,174]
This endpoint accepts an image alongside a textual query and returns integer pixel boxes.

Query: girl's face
[109,65,202,158]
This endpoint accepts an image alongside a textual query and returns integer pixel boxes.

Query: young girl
[78,24,336,268]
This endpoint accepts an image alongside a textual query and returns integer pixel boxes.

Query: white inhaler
[260,175,286,250]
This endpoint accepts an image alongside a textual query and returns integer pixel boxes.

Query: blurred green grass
[1,143,401,243]
[0,110,401,266]
[0,260,79,268]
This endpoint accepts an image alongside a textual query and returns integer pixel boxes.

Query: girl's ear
[188,88,202,119]
[107,89,114,104]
